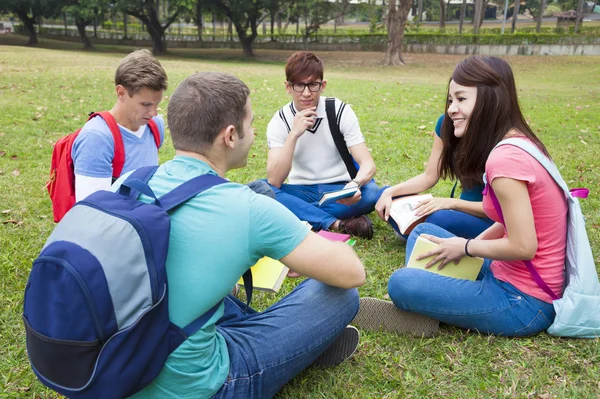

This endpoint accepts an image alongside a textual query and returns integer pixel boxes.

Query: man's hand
[413,197,456,217]
[375,187,393,221]
[337,180,362,206]
[290,107,317,139]
[416,234,468,270]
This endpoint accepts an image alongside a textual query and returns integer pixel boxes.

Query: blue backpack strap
[118,166,159,199]
[157,173,228,212]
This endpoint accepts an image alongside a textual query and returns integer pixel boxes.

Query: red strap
[148,119,161,149]
[87,111,125,178]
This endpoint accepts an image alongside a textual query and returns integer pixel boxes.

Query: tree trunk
[270,11,275,41]
[511,0,520,33]
[15,9,38,45]
[459,0,467,33]
[212,13,216,40]
[124,13,128,39]
[93,9,98,38]
[196,3,203,41]
[574,0,584,33]
[75,18,94,49]
[439,0,446,28]
[473,0,482,34]
[479,0,489,28]
[383,0,412,66]
[417,0,424,22]
[536,0,545,32]
[63,12,68,36]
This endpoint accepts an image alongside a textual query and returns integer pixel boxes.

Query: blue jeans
[387,223,555,337]
[266,180,384,230]
[212,279,359,398]
[389,209,495,240]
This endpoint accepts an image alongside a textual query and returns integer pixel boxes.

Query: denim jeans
[212,279,359,399]
[387,223,555,337]
[266,180,384,230]
[389,209,495,240]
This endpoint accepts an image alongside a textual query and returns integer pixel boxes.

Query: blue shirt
[72,115,165,178]
[435,114,483,202]
[124,156,308,398]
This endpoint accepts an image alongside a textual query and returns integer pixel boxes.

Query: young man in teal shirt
[128,72,366,398]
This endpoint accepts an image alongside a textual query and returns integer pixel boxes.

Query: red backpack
[46,112,160,222]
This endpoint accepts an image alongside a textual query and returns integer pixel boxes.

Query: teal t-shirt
[435,114,483,202]
[123,156,308,398]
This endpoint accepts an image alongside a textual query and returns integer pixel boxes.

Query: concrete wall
[41,34,600,56]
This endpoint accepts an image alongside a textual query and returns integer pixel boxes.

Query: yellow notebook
[407,235,483,281]
[238,257,289,293]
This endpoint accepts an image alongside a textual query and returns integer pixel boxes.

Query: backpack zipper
[34,256,107,343]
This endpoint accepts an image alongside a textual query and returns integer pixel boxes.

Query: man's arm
[75,175,112,202]
[348,142,376,187]
[280,232,366,289]
[266,107,317,188]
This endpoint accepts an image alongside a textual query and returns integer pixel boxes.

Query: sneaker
[312,326,360,368]
[352,297,439,337]
[338,215,373,239]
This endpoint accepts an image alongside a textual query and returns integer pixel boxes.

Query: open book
[389,194,433,235]
[238,257,289,293]
[407,235,484,280]
[318,187,359,206]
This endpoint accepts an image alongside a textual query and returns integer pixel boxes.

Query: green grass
[1,40,599,398]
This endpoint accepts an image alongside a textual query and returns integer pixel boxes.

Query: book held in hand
[389,194,433,235]
[238,257,289,293]
[318,186,359,206]
[407,235,484,281]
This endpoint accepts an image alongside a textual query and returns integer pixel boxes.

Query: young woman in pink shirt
[360,56,567,337]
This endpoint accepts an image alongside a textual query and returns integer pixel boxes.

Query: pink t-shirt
[482,142,567,303]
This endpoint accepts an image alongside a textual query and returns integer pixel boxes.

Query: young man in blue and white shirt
[72,49,167,201]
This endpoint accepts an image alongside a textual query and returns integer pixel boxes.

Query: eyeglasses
[289,81,323,93]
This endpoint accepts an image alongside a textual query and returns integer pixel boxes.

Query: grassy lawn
[1,39,599,398]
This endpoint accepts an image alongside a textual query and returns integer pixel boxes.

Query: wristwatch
[351,178,361,189]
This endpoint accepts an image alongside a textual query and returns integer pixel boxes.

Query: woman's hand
[414,197,456,217]
[416,234,468,270]
[375,188,393,221]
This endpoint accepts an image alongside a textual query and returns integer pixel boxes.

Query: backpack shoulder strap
[325,98,358,179]
[484,138,561,301]
[91,111,125,178]
[147,118,161,149]
[492,138,569,194]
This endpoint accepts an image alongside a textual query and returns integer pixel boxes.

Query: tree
[458,0,467,33]
[116,0,188,54]
[54,0,110,50]
[439,0,445,28]
[0,0,42,45]
[382,0,412,66]
[204,0,265,57]
[511,0,520,33]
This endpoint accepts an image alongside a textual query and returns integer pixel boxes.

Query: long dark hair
[438,56,549,189]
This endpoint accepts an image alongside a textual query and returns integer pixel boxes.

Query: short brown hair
[114,49,168,95]
[285,51,324,83]
[167,72,250,155]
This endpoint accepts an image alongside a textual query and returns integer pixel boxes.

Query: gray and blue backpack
[23,166,252,398]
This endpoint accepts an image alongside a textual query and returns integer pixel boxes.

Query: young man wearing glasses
[265,51,383,239]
